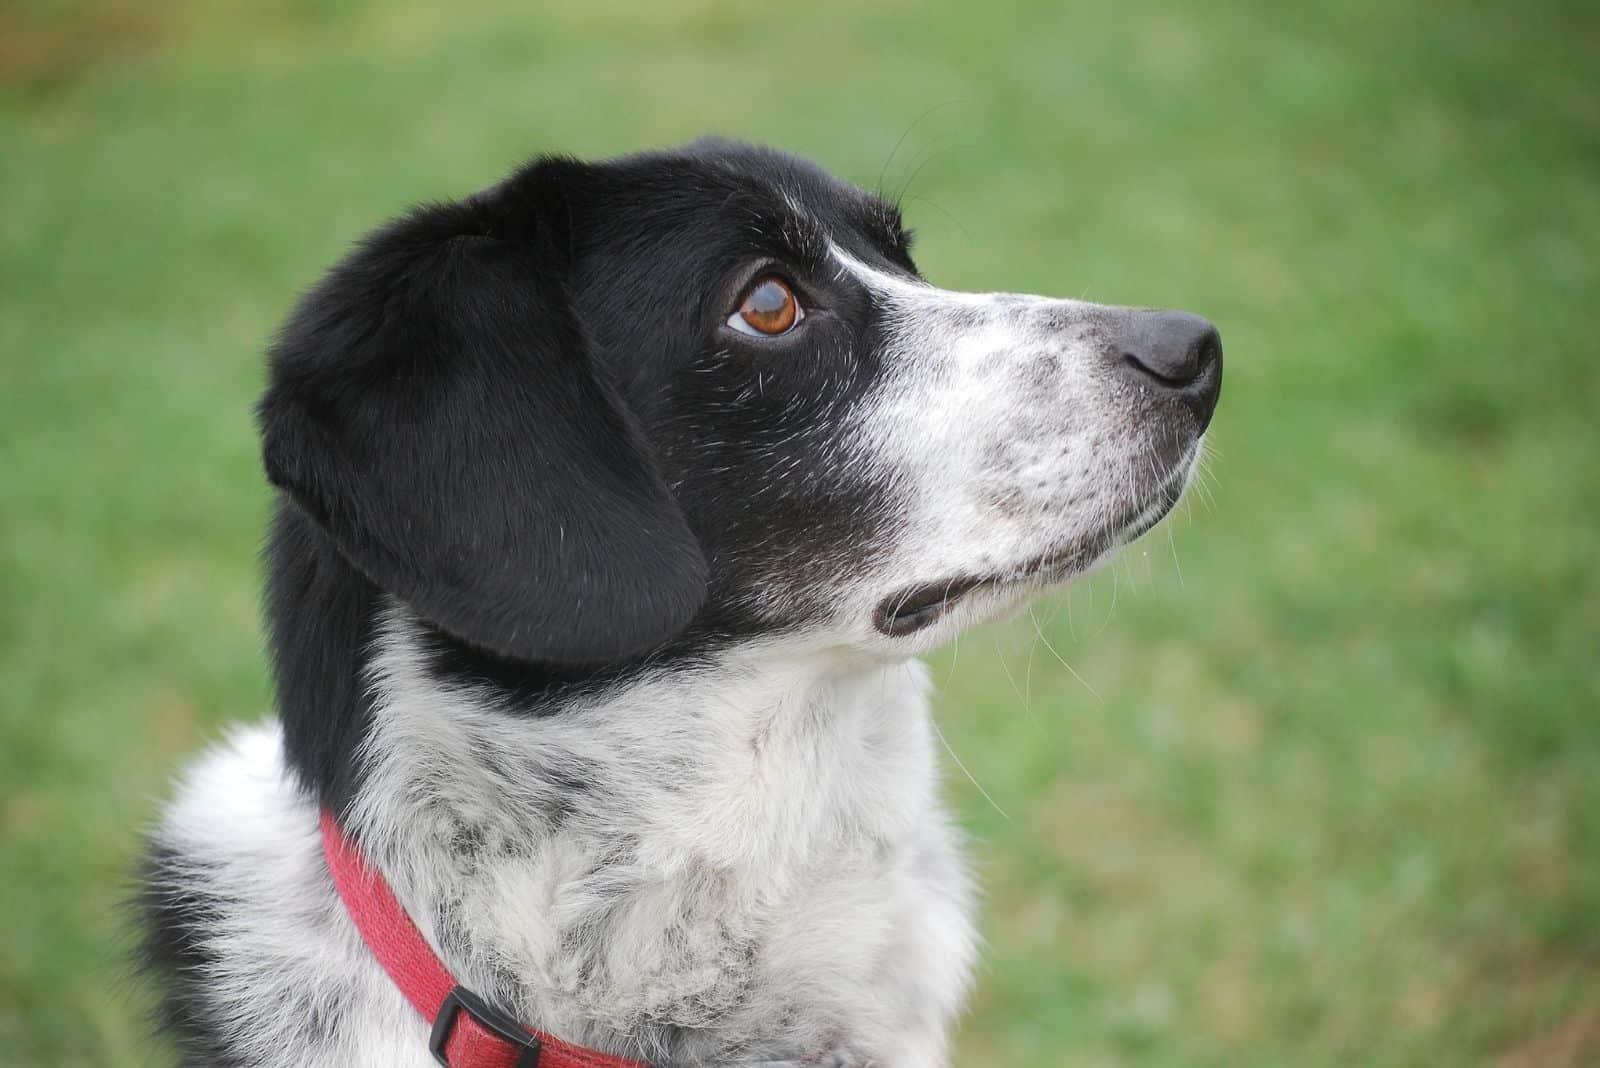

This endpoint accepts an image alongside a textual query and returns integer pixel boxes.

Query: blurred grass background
[2,0,1598,1064]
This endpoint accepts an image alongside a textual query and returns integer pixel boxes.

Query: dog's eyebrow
[774,193,830,270]
[863,197,913,254]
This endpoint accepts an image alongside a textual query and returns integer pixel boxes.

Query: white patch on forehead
[829,242,1062,309]
[832,243,965,303]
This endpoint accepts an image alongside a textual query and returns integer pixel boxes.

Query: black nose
[1117,310,1223,429]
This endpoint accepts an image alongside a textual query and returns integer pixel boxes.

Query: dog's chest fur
[155,622,976,1067]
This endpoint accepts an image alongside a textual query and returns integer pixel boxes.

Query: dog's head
[260,140,1220,667]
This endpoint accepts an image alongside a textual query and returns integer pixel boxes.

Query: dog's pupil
[742,278,794,332]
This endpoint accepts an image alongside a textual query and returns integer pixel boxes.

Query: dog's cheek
[657,381,907,634]
[729,450,907,627]
[843,307,1103,581]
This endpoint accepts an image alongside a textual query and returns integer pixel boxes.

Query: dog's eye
[728,276,803,337]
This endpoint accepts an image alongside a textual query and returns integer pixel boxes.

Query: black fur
[259,140,916,813]
[142,139,923,1057]
[139,847,245,1067]
[258,159,711,667]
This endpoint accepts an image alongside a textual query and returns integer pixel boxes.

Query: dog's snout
[1115,310,1223,429]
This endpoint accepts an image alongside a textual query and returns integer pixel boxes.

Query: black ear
[258,161,708,664]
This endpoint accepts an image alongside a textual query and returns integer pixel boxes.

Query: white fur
[157,724,426,1066]
[829,245,1203,654]
[156,613,977,1066]
[152,241,1204,1067]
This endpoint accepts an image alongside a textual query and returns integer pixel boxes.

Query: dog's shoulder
[140,723,428,1066]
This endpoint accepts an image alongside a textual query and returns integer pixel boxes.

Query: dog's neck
[342,610,946,1064]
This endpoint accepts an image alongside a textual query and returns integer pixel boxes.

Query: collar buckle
[430,985,543,1068]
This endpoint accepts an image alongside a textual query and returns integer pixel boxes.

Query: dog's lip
[873,546,1087,638]
[873,576,986,637]
[874,449,1199,638]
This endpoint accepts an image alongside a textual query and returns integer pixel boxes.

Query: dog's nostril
[1123,349,1183,386]
[1120,311,1219,387]
[1114,309,1224,429]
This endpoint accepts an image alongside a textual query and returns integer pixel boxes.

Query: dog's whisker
[1029,606,1100,704]
[875,98,966,203]
[931,716,1008,823]
[992,630,1035,722]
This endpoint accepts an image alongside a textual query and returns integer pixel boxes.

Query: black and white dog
[142,139,1221,1067]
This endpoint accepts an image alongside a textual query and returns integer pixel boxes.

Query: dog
[140,138,1221,1067]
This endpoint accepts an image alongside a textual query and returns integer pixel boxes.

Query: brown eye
[729,276,803,337]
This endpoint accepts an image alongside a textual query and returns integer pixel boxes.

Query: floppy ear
[258,162,708,664]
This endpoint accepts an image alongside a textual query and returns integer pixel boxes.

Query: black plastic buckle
[429,986,543,1067]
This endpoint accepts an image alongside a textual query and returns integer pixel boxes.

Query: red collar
[320,810,651,1068]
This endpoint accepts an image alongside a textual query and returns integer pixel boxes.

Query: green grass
[2,1,1597,1064]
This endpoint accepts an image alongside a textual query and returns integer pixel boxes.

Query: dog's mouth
[873,575,987,638]
[874,447,1198,638]
[872,546,1087,638]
